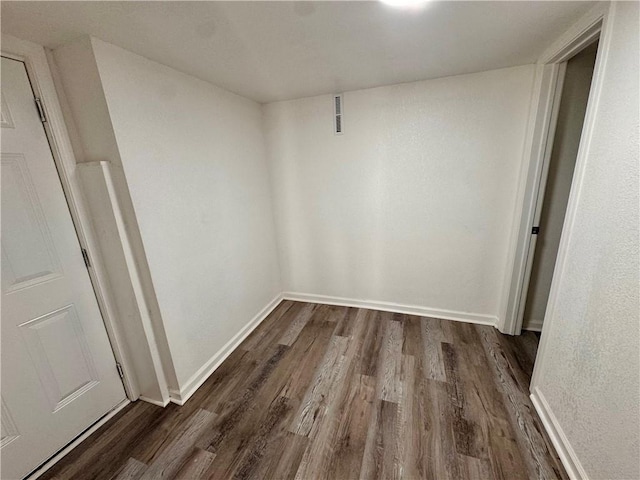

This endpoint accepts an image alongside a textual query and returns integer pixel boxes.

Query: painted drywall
[52,37,171,402]
[85,38,282,390]
[523,42,598,331]
[264,65,536,322]
[532,2,639,478]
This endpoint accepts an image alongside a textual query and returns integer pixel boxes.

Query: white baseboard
[523,318,544,332]
[28,399,130,479]
[139,395,170,407]
[169,293,284,405]
[530,387,588,480]
[282,292,498,327]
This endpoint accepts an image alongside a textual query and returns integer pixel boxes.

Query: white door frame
[1,34,139,401]
[499,3,608,336]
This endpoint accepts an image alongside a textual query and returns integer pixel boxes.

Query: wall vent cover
[334,94,343,135]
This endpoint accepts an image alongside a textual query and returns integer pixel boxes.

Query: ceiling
[2,1,594,103]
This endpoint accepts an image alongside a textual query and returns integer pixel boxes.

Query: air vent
[334,94,343,135]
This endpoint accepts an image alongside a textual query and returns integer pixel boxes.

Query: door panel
[0,398,20,449]
[2,153,63,292]
[19,305,100,413]
[1,56,126,479]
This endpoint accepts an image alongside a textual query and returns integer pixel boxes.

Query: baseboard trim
[523,318,544,332]
[530,387,588,480]
[28,399,130,480]
[139,395,170,407]
[169,293,284,405]
[282,292,498,327]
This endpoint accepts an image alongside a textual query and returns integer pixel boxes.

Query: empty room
[1,1,638,479]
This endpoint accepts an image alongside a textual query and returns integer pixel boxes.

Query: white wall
[523,42,598,330]
[53,37,282,396]
[87,38,282,391]
[264,65,536,322]
[531,2,639,479]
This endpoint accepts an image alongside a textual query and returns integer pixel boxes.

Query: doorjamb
[1,34,139,401]
[499,3,608,336]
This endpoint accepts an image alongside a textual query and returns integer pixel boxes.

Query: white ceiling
[2,1,594,103]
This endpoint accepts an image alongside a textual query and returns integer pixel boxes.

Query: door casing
[499,4,607,337]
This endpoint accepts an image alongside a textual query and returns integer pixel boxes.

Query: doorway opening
[522,40,599,332]
[500,7,605,338]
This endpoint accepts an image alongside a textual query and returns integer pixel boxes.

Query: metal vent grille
[334,94,343,135]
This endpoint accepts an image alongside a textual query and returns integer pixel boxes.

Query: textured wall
[53,37,172,401]
[88,38,282,389]
[532,2,640,478]
[523,42,598,330]
[264,65,536,321]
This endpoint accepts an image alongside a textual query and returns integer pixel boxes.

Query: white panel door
[1,56,126,479]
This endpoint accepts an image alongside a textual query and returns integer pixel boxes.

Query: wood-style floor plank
[173,449,215,480]
[140,408,216,479]
[293,309,367,480]
[278,302,318,346]
[396,354,417,479]
[478,327,567,480]
[378,318,403,403]
[111,458,147,480]
[325,374,375,480]
[41,301,567,480]
[289,334,349,437]
[359,399,399,480]
[421,317,448,382]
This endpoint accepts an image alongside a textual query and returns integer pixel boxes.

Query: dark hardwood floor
[42,301,565,480]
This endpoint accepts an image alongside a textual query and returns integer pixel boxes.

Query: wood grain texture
[173,449,215,480]
[111,458,147,480]
[140,408,216,479]
[41,302,566,480]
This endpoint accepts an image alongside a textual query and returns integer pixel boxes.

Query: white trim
[530,387,588,480]
[499,4,606,336]
[282,292,498,326]
[169,293,284,405]
[139,396,170,408]
[538,3,608,64]
[89,161,171,405]
[499,64,560,334]
[522,318,543,332]
[513,62,567,336]
[531,1,613,391]
[0,34,139,400]
[26,399,130,480]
